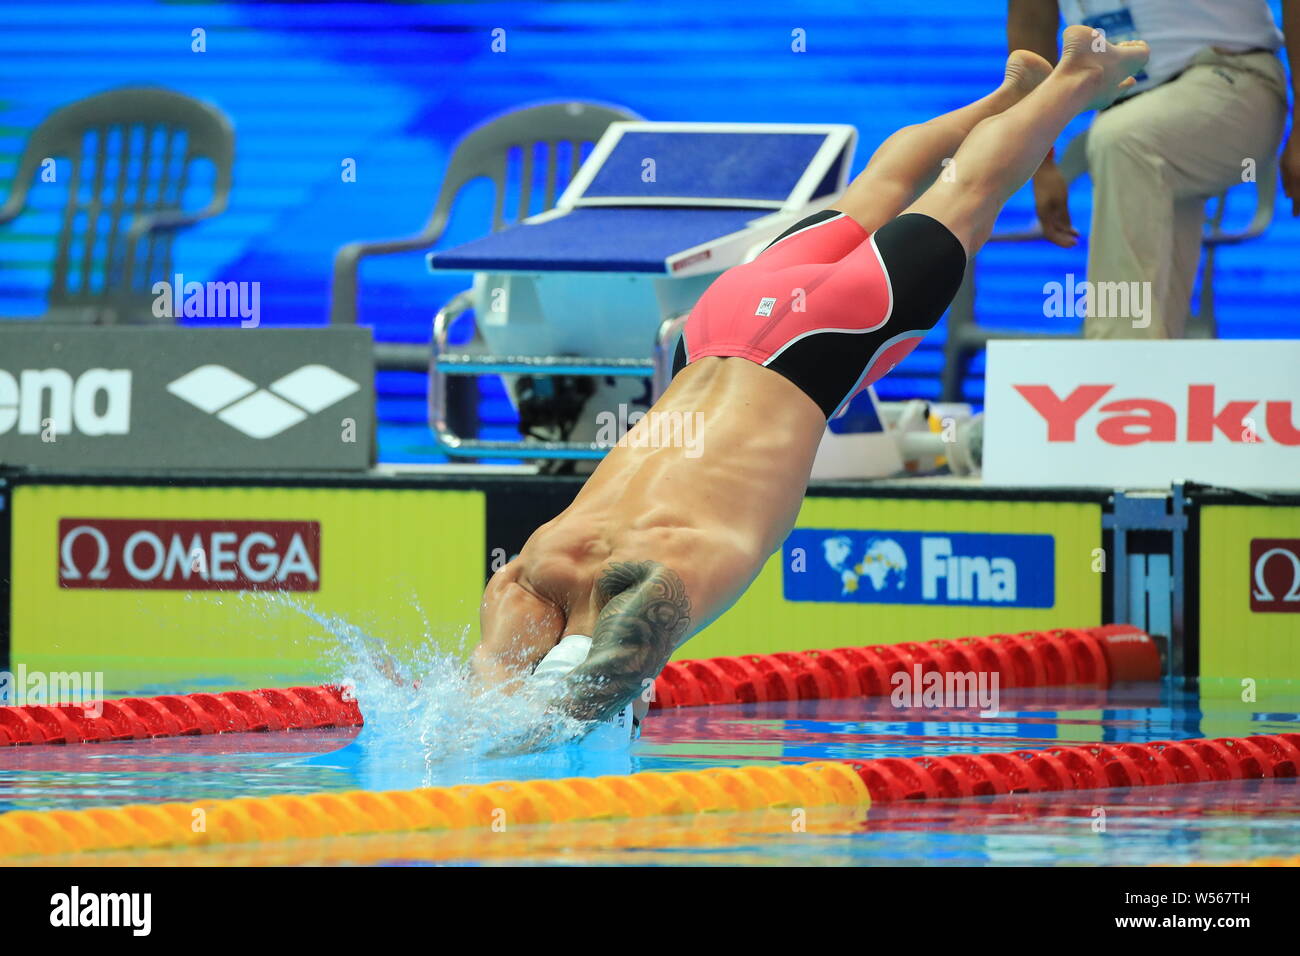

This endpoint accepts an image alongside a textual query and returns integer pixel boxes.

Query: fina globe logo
[167,363,359,439]
[783,529,1054,608]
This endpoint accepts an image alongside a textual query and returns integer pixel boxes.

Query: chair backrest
[3,87,234,323]
[426,100,641,238]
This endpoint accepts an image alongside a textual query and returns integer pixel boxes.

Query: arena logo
[1250,538,1300,614]
[783,529,1054,608]
[166,363,359,439]
[1013,384,1300,446]
[58,518,321,591]
[0,368,131,436]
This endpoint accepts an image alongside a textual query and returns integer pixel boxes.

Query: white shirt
[1058,0,1284,92]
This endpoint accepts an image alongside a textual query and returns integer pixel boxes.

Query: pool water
[3,683,1299,866]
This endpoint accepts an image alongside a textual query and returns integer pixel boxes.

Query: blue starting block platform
[425,121,857,458]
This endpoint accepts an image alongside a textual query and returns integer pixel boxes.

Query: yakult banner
[0,326,373,471]
[984,341,1300,490]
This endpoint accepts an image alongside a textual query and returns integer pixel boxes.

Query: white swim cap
[527,634,636,745]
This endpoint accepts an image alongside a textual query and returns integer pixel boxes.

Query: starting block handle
[433,437,610,460]
[428,294,690,460]
[437,355,654,377]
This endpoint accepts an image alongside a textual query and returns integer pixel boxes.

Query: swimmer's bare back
[473,356,825,724]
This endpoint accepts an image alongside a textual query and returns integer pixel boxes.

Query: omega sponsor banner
[1199,505,1300,685]
[0,327,373,471]
[9,482,484,686]
[58,519,321,591]
[1250,538,1300,615]
[984,341,1300,490]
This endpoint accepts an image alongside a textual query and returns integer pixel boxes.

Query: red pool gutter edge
[0,624,1159,747]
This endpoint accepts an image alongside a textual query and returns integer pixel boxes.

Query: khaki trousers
[1083,48,1288,339]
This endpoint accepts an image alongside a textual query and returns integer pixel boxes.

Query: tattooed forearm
[552,560,692,725]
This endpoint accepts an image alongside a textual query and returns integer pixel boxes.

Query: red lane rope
[649,624,1160,710]
[845,733,1300,802]
[0,624,1159,747]
[0,685,360,746]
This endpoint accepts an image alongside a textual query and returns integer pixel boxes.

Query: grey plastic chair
[0,87,234,324]
[941,130,1279,402]
[329,99,641,370]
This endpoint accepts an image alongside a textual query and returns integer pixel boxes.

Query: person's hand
[1032,162,1080,247]
[1281,128,1300,217]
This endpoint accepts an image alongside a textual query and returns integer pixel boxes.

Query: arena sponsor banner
[1199,504,1300,687]
[679,494,1101,659]
[983,341,1300,489]
[0,327,373,471]
[783,529,1054,608]
[9,482,484,687]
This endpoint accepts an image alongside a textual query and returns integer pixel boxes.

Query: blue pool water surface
[3,684,1299,866]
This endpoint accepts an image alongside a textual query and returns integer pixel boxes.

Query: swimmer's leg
[835,50,1052,233]
[904,27,1149,255]
[472,562,565,687]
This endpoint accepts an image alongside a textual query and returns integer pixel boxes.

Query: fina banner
[0,327,373,471]
[783,529,1054,608]
[984,341,1300,489]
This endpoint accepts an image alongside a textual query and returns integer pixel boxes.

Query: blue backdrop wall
[1,1,1295,461]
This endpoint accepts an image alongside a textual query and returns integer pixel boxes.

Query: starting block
[426,121,857,459]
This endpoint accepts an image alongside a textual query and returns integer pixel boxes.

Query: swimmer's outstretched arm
[472,560,565,687]
[550,560,693,724]
[489,560,692,754]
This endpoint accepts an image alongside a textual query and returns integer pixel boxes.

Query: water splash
[267,595,610,780]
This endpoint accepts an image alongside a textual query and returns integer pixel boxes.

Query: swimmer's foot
[1057,23,1150,111]
[1002,49,1053,99]
[985,50,1053,114]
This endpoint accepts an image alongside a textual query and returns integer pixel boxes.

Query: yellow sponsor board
[678,496,1102,659]
[10,484,484,689]
[1199,505,1300,690]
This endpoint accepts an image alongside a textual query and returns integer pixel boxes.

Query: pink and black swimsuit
[672,210,967,418]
